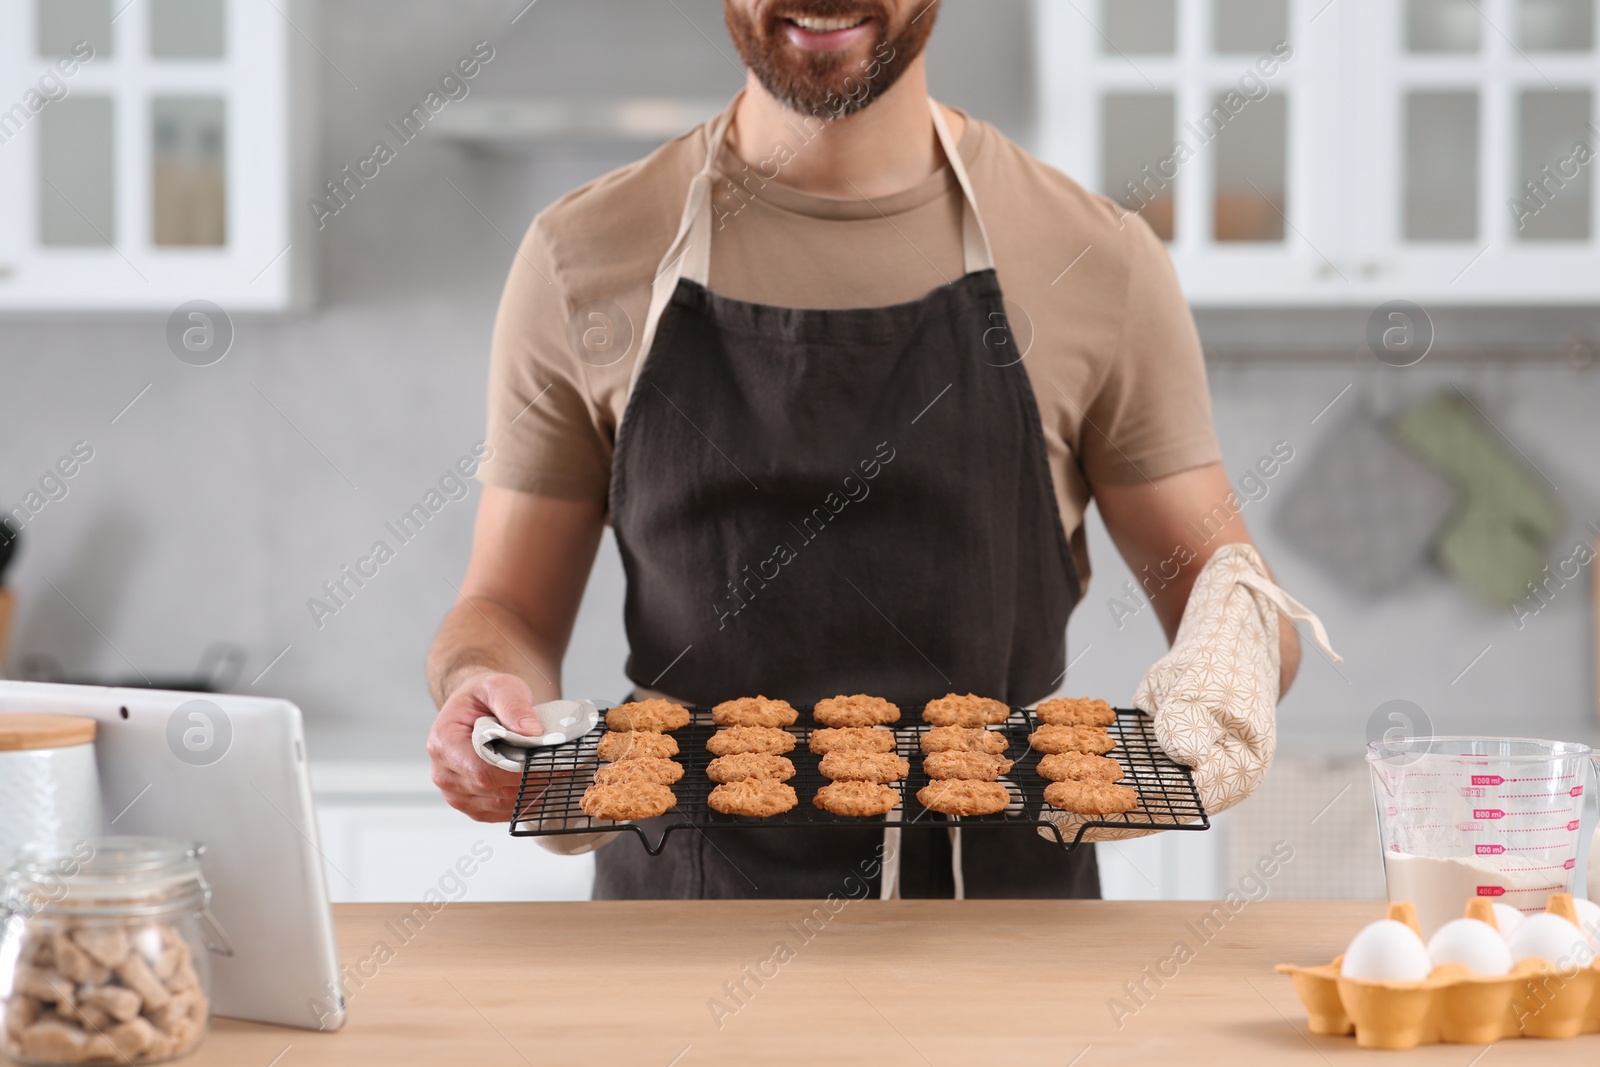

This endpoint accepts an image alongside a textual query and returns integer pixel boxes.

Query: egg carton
[1277,895,1600,1050]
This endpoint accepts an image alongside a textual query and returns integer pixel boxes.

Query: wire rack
[509,705,1208,855]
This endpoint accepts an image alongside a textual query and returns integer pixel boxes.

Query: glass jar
[1,837,231,1065]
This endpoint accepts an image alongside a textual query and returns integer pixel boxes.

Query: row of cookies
[1029,698,1138,815]
[579,693,1137,824]
[705,697,800,817]
[579,699,688,821]
[810,695,906,817]
[916,694,1015,816]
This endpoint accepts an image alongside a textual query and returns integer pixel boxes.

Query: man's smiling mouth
[783,14,871,32]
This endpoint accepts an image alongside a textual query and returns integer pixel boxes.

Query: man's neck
[726,58,966,201]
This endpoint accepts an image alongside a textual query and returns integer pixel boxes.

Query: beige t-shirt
[483,105,1220,585]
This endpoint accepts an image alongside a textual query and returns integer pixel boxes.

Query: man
[426,0,1303,899]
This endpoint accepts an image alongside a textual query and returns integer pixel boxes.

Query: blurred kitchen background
[2,0,1598,902]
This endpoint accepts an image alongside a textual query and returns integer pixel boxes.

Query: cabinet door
[1036,0,1342,304]
[0,9,31,290]
[0,0,305,311]
[1352,0,1600,301]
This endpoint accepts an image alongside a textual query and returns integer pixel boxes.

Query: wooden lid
[0,713,97,751]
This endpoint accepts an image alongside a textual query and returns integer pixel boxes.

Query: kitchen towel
[470,699,600,772]
[1390,390,1562,605]
[471,699,616,856]
[1276,411,1459,596]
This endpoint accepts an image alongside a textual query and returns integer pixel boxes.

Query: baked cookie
[818,750,909,783]
[808,726,896,755]
[1035,697,1117,727]
[706,725,796,757]
[1029,724,1116,755]
[922,750,1015,782]
[813,781,899,817]
[1036,752,1124,783]
[579,782,676,821]
[706,752,796,783]
[916,780,1011,816]
[1044,780,1138,815]
[606,698,690,733]
[813,694,901,727]
[711,695,799,728]
[592,757,684,786]
[596,730,679,762]
[708,779,798,817]
[921,693,1010,727]
[920,725,1009,755]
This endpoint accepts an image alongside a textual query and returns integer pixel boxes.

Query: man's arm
[426,486,606,821]
[1093,462,1301,696]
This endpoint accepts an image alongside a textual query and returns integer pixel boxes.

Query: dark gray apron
[595,98,1096,899]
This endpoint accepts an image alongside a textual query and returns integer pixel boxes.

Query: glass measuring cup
[1368,736,1598,937]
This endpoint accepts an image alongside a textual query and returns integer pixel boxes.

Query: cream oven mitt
[1041,543,1340,845]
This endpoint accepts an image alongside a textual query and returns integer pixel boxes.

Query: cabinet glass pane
[1404,92,1479,240]
[151,0,226,58]
[1101,0,1176,55]
[1518,0,1594,50]
[1406,0,1481,52]
[1514,90,1592,240]
[152,97,227,246]
[1214,0,1288,54]
[1103,93,1176,240]
[37,0,112,58]
[1213,93,1286,241]
[40,97,114,246]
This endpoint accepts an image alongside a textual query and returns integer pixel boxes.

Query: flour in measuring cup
[1590,826,1599,900]
[1384,852,1572,937]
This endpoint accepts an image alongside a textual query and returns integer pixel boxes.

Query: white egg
[1340,919,1433,982]
[1571,898,1600,951]
[1491,902,1526,938]
[1426,918,1513,976]
[1506,913,1594,967]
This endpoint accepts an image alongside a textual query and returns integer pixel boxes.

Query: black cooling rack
[509,706,1208,855]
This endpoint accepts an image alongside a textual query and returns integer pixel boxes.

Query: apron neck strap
[927,98,994,275]
[633,95,995,395]
[659,94,993,288]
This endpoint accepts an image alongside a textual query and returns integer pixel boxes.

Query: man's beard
[724,0,939,121]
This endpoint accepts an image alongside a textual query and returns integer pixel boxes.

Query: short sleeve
[480,221,613,498]
[1079,215,1221,485]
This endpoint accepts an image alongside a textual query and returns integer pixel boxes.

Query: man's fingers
[473,672,541,735]
[436,752,521,795]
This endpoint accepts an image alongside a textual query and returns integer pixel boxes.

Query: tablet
[0,680,346,1031]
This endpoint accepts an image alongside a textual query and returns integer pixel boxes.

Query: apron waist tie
[877,821,966,900]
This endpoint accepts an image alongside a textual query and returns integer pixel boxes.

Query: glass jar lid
[4,836,211,918]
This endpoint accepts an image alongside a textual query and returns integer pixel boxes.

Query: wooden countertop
[185,900,1595,1065]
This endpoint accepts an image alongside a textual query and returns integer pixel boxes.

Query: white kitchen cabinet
[0,0,316,311]
[312,762,595,903]
[1036,0,1600,304]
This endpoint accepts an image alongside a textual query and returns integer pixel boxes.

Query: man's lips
[778,13,877,51]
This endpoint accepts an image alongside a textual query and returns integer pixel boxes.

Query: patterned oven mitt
[1041,543,1340,844]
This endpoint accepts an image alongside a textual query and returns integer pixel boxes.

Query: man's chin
[726,0,938,120]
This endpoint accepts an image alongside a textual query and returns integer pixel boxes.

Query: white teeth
[789,15,867,32]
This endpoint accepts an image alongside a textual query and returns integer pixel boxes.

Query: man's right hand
[427,670,542,822]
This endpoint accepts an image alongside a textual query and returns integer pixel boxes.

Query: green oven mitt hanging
[1390,391,1562,606]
